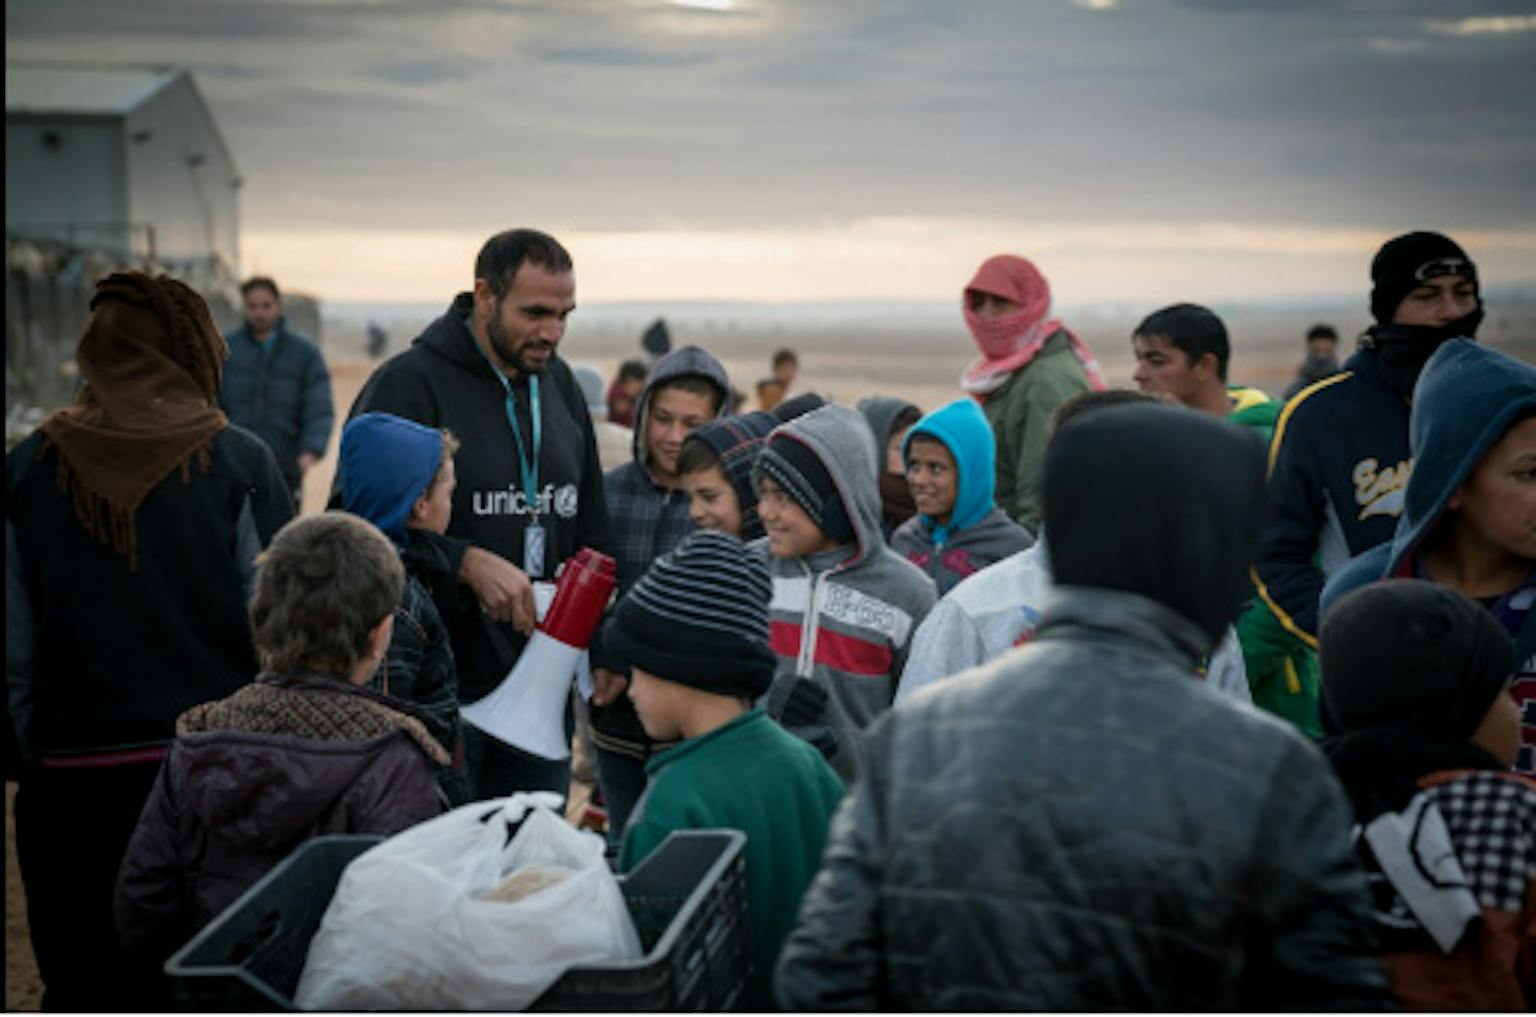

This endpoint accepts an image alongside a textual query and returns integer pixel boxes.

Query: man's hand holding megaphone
[459,545,538,635]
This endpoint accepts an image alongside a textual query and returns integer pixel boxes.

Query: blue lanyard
[472,332,541,519]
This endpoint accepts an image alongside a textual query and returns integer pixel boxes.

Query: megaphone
[461,547,616,760]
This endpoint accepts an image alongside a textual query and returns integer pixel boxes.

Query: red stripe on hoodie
[771,621,893,677]
[771,620,802,658]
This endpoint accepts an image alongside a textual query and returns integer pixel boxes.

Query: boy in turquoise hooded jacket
[891,398,1033,595]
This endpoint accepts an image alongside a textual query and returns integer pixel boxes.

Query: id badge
[523,522,546,579]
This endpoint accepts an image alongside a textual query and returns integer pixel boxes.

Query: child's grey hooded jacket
[757,404,936,783]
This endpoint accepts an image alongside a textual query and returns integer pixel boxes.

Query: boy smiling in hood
[753,404,936,782]
[891,397,1033,595]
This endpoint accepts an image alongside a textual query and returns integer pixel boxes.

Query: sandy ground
[7,315,1533,1009]
[6,783,41,1011]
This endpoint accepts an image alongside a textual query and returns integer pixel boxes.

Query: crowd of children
[5,226,1532,1010]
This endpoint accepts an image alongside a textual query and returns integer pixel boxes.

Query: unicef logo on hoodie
[553,483,579,519]
[472,482,579,518]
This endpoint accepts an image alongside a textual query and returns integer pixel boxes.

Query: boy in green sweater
[605,529,845,1010]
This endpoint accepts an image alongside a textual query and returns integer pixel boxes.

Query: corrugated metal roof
[5,63,181,116]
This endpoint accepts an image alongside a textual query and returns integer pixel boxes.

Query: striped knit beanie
[603,529,778,698]
[754,432,856,545]
[683,412,778,540]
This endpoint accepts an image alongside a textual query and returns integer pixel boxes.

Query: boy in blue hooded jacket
[339,412,466,800]
[891,397,1034,595]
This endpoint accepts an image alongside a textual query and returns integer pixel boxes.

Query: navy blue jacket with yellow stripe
[1253,347,1410,644]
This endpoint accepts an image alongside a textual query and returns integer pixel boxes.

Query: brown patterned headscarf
[39,272,229,570]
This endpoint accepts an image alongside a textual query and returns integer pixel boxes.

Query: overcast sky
[8,0,1536,305]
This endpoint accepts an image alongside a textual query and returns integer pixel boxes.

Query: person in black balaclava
[1282,323,1341,401]
[778,403,1393,1010]
[1360,231,1482,399]
[641,317,672,363]
[1254,230,1482,646]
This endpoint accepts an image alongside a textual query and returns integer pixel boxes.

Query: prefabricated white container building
[6,62,241,274]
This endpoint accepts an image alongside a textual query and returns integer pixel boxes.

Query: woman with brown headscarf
[6,273,293,1008]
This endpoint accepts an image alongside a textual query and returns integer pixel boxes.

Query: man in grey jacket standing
[219,276,333,505]
[777,403,1390,1010]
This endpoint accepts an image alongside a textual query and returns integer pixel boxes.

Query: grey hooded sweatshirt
[602,345,731,596]
[757,404,937,783]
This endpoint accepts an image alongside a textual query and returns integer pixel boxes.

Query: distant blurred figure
[219,276,335,507]
[757,347,800,412]
[572,363,635,473]
[959,254,1106,534]
[607,358,648,428]
[641,317,672,362]
[1283,323,1342,401]
[366,319,389,359]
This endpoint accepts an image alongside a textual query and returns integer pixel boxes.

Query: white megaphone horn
[460,547,616,760]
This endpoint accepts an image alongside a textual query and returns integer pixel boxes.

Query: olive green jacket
[980,330,1095,535]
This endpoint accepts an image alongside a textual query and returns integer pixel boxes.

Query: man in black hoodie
[342,228,612,800]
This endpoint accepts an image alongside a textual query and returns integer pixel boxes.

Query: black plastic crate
[164,828,750,1011]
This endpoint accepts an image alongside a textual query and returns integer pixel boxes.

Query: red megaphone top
[539,547,617,648]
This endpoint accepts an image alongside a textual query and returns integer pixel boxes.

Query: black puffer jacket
[776,587,1391,1010]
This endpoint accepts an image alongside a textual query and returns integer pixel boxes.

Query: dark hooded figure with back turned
[7,272,293,1009]
[777,403,1391,1011]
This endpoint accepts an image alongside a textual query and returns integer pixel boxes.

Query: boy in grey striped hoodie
[754,404,936,782]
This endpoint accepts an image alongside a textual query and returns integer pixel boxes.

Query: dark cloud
[365,60,477,86]
[7,0,1533,237]
[542,45,713,68]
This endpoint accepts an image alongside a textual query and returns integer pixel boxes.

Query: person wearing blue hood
[1255,231,1483,650]
[1322,339,1536,776]
[891,398,1033,595]
[339,412,466,800]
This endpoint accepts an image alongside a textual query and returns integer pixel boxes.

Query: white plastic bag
[294,792,642,1011]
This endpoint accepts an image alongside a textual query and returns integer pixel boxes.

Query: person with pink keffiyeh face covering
[960,255,1107,533]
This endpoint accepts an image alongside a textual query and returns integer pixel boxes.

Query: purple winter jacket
[113,673,448,967]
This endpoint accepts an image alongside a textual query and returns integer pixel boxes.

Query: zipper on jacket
[796,561,824,678]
